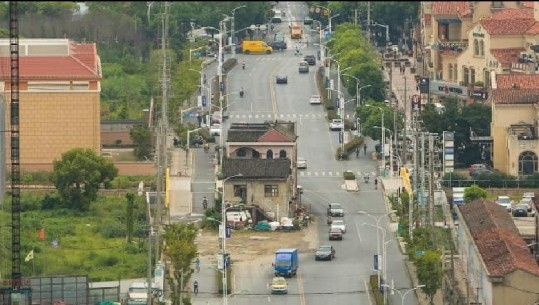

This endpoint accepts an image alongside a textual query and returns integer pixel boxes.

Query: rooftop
[227,121,297,143]
[489,88,539,104]
[431,2,470,16]
[496,74,539,90]
[459,198,539,277]
[481,18,536,35]
[222,158,291,179]
[490,48,525,65]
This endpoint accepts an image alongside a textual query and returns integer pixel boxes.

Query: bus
[291,23,302,39]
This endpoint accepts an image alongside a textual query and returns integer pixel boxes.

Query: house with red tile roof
[420,2,539,102]
[0,39,101,171]
[222,121,298,218]
[489,74,539,176]
[456,198,539,305]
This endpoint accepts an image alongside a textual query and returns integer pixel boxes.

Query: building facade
[221,121,298,218]
[0,39,101,171]
[457,198,539,305]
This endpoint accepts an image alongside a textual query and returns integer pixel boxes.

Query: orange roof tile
[497,74,539,89]
[432,2,470,16]
[490,48,525,64]
[486,8,533,20]
[489,88,539,104]
[0,42,100,81]
[459,199,539,277]
[521,1,534,8]
[526,22,539,34]
[481,18,536,35]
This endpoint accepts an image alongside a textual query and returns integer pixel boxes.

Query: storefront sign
[430,81,468,99]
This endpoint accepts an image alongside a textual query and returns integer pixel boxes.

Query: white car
[210,124,221,137]
[331,219,346,233]
[496,196,513,212]
[309,95,321,105]
[329,119,344,131]
[297,158,307,169]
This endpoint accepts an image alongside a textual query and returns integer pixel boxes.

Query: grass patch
[0,194,149,281]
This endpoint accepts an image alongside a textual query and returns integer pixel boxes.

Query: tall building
[0,39,101,171]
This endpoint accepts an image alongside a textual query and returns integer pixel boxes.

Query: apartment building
[0,39,101,171]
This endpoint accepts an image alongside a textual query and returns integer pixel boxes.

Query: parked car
[496,196,513,212]
[276,75,288,84]
[329,119,344,131]
[304,55,316,65]
[329,227,343,240]
[269,40,287,50]
[470,169,494,178]
[297,157,307,169]
[468,163,489,175]
[512,204,530,217]
[270,277,288,294]
[315,245,335,261]
[331,219,346,233]
[309,95,322,105]
[210,124,221,137]
[518,197,535,216]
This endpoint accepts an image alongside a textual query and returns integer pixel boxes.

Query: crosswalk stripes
[298,171,378,177]
[227,113,325,120]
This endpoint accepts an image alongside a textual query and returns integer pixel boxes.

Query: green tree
[464,185,487,203]
[130,125,153,160]
[163,223,198,305]
[416,250,442,304]
[52,148,118,211]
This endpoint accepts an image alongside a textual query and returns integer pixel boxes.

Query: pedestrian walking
[374,177,378,190]
[202,196,208,209]
[363,144,367,155]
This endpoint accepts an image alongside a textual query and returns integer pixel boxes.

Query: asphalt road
[191,2,419,305]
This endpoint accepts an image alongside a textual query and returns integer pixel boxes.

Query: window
[470,68,476,85]
[474,39,479,56]
[491,1,504,8]
[463,67,469,85]
[237,148,246,157]
[266,149,274,159]
[519,151,537,175]
[454,65,458,81]
[279,149,287,159]
[264,185,279,197]
[448,64,453,80]
[479,40,484,56]
[253,150,260,158]
[233,185,247,200]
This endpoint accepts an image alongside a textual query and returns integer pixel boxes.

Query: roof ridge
[68,43,98,76]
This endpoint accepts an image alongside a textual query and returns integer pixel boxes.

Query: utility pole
[402,76,407,162]
[420,132,426,227]
[428,134,435,228]
[367,1,371,43]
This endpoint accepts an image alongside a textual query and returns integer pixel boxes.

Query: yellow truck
[242,40,273,54]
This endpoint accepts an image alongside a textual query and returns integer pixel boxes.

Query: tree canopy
[52,148,118,211]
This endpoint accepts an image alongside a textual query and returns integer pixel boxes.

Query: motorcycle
[242,63,245,70]
[203,143,210,153]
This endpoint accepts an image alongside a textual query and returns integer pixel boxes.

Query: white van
[434,102,445,114]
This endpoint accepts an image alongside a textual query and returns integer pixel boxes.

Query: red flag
[38,228,45,241]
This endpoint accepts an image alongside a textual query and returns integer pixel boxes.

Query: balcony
[432,41,468,53]
[507,123,536,141]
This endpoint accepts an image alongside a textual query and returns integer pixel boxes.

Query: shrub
[343,171,356,180]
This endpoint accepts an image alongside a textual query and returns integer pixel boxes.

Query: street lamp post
[329,13,340,34]
[213,92,240,167]
[231,5,247,59]
[359,210,396,302]
[189,68,210,112]
[358,84,373,107]
[374,126,393,177]
[189,46,206,61]
[342,74,360,108]
[180,106,198,125]
[365,105,385,160]
[381,284,425,305]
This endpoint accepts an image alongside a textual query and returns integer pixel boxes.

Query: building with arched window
[221,121,298,218]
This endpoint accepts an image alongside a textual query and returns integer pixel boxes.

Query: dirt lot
[195,220,320,265]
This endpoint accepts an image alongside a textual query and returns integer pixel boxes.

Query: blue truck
[274,248,299,278]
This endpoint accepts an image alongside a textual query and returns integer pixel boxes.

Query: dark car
[512,204,529,217]
[315,245,335,261]
[269,41,287,50]
[304,55,316,65]
[329,227,343,240]
[276,75,288,84]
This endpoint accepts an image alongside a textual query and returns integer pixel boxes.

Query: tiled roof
[431,2,470,16]
[481,18,536,35]
[490,48,524,64]
[222,158,291,179]
[525,22,539,34]
[459,198,539,277]
[496,74,539,89]
[0,41,100,80]
[485,8,533,20]
[227,121,297,142]
[521,1,534,8]
[489,88,539,104]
